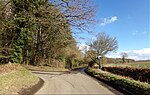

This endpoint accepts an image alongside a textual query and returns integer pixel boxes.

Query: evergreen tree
[0,0,94,66]
[8,0,36,63]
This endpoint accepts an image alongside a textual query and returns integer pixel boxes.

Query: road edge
[84,68,125,95]
[18,77,44,95]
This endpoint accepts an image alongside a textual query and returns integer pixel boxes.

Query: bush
[85,68,150,95]
[88,61,95,67]
[102,66,150,83]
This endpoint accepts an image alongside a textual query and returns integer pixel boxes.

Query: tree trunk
[99,58,102,69]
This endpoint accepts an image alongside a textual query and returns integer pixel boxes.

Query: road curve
[32,68,122,94]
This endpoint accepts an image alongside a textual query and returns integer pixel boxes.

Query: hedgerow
[102,66,150,83]
[85,68,150,95]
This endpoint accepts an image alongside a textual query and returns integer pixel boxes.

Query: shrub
[88,61,95,67]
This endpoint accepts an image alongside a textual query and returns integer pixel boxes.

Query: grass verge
[0,64,40,94]
[23,65,69,72]
[85,68,150,95]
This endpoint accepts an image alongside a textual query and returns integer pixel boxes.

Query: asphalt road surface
[32,68,122,94]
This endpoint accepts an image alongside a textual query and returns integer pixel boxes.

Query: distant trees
[121,52,128,63]
[0,0,96,68]
[107,58,135,64]
[89,32,118,69]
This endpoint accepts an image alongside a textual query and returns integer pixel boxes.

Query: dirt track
[33,68,122,94]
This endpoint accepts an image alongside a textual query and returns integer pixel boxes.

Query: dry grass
[23,65,69,72]
[0,63,20,75]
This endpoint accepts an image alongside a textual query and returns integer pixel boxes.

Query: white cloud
[78,44,90,53]
[106,48,150,61]
[78,43,150,61]
[106,52,121,59]
[125,48,150,60]
[132,30,148,36]
[100,16,118,26]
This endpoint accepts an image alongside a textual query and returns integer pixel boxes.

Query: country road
[32,68,122,94]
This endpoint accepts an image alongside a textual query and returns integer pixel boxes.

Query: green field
[104,62,150,68]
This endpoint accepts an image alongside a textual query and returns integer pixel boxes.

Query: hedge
[102,67,150,83]
[85,68,150,95]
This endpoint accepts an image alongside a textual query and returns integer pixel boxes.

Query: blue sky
[78,0,150,60]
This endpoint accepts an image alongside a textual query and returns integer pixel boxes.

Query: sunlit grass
[0,65,39,94]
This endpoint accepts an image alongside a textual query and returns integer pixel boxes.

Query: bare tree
[49,0,96,32]
[90,32,118,69]
[121,52,128,63]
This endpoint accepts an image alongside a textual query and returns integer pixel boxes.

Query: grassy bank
[0,64,40,94]
[85,68,150,95]
[23,65,69,72]
[0,63,20,75]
